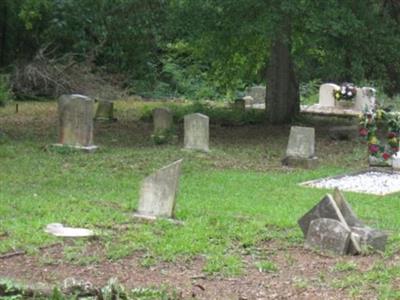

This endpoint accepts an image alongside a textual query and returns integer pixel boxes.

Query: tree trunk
[0,0,7,67]
[265,33,299,124]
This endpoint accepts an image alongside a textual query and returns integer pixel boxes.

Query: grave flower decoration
[359,108,400,160]
[333,83,357,101]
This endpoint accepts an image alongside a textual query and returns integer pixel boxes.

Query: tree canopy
[1,0,400,122]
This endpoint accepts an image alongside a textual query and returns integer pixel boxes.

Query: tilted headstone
[184,113,209,152]
[283,126,318,168]
[354,87,376,112]
[318,83,340,107]
[246,86,266,104]
[95,100,115,121]
[298,190,388,255]
[306,218,351,255]
[135,159,183,219]
[153,108,173,132]
[56,94,98,151]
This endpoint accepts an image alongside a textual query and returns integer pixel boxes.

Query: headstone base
[51,143,98,152]
[132,213,184,225]
[282,156,318,169]
[94,117,118,122]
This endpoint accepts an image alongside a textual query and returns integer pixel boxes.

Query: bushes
[0,75,12,107]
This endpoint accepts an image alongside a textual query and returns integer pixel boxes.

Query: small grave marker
[184,113,209,152]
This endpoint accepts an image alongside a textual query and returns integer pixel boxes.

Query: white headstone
[318,83,340,107]
[286,126,315,159]
[246,86,266,104]
[354,87,376,112]
[136,159,183,219]
[184,113,209,152]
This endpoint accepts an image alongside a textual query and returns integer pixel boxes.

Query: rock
[44,223,94,237]
[350,226,388,252]
[184,113,209,152]
[135,159,183,219]
[305,218,351,255]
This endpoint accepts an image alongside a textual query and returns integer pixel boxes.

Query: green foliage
[0,75,12,107]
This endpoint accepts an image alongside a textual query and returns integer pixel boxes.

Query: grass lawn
[0,100,400,299]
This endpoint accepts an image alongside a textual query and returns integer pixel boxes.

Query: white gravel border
[301,170,400,195]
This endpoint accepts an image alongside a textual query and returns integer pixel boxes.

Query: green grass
[1,100,400,298]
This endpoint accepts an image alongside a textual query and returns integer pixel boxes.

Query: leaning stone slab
[298,194,344,237]
[134,159,183,219]
[184,113,209,152]
[305,218,351,255]
[53,94,98,151]
[350,226,388,252]
[45,223,94,237]
[94,100,116,122]
[153,107,173,132]
[333,188,364,227]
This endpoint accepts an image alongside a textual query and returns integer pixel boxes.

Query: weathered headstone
[318,83,340,107]
[246,86,266,104]
[94,100,116,121]
[299,190,388,255]
[305,218,351,255]
[135,159,183,219]
[55,94,98,151]
[350,226,388,252]
[184,113,209,152]
[354,87,376,112]
[282,126,318,168]
[153,108,173,132]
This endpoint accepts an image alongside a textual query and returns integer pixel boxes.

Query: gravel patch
[301,171,400,195]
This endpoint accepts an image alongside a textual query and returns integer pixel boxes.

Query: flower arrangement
[333,83,357,101]
[359,109,400,162]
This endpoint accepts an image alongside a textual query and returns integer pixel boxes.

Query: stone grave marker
[305,218,351,255]
[94,100,116,121]
[246,86,266,104]
[184,113,209,152]
[298,190,388,255]
[134,159,183,220]
[318,83,340,107]
[354,87,376,112]
[282,126,318,168]
[153,107,173,132]
[54,94,98,151]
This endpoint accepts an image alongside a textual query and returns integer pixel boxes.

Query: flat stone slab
[305,218,351,255]
[300,104,360,117]
[301,170,400,195]
[45,223,94,237]
[51,143,98,152]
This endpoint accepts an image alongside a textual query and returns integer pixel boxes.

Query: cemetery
[1,1,400,299]
[0,93,400,299]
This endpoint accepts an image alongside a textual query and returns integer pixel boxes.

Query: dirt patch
[0,240,384,299]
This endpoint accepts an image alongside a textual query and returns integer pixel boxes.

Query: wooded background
[1,0,400,122]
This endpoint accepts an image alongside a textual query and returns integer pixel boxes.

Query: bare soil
[0,240,389,299]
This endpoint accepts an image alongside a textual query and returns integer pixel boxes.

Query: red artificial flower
[369,144,379,153]
[359,127,368,137]
[388,132,397,139]
[382,152,391,160]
